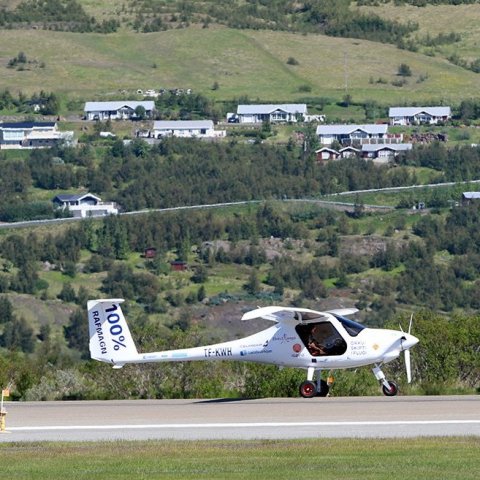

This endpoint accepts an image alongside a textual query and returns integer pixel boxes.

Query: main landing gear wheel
[299,381,317,398]
[382,380,399,397]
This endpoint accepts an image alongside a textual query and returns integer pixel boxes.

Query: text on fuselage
[204,347,233,358]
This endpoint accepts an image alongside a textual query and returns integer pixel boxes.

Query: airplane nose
[402,333,419,350]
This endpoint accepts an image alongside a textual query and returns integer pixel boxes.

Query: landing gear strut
[373,364,399,397]
[299,368,331,398]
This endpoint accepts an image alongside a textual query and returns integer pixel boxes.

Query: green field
[0,437,479,480]
[360,3,480,61]
[1,24,479,105]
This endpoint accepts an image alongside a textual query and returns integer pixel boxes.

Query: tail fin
[87,298,138,367]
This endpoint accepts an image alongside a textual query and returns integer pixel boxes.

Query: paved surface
[1,396,479,442]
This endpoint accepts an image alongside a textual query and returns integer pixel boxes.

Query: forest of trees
[2,137,480,223]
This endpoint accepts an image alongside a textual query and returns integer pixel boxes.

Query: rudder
[87,298,138,366]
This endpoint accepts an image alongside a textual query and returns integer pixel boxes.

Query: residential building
[361,143,412,162]
[84,101,155,120]
[234,104,307,124]
[52,193,118,218]
[315,147,340,162]
[461,192,480,205]
[339,146,360,158]
[0,121,74,149]
[170,260,188,271]
[316,124,389,146]
[388,107,451,126]
[315,146,362,162]
[151,120,225,138]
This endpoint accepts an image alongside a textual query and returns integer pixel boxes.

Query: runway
[1,396,479,442]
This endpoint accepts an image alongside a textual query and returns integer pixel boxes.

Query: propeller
[400,314,414,383]
[404,348,412,384]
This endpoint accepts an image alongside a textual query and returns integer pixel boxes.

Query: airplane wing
[325,308,359,317]
[241,306,328,323]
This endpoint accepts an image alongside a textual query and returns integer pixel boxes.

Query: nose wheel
[373,365,399,397]
[382,380,398,397]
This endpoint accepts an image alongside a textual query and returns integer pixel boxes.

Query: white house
[316,124,389,146]
[315,146,363,162]
[235,104,307,124]
[461,192,480,205]
[388,107,451,126]
[152,120,225,138]
[52,193,118,218]
[361,143,412,163]
[0,121,74,149]
[84,101,155,120]
[339,146,360,158]
[315,147,340,162]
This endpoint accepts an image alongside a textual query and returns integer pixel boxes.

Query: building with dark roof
[52,193,118,218]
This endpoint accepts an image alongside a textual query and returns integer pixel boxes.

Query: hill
[0,25,478,103]
[359,3,480,62]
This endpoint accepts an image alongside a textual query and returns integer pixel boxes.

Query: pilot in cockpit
[307,325,327,356]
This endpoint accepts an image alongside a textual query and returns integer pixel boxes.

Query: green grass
[0,438,479,480]
[347,210,421,235]
[323,181,480,209]
[39,269,105,299]
[0,24,479,104]
[0,149,30,160]
[321,103,367,122]
[360,3,480,61]
[204,264,250,296]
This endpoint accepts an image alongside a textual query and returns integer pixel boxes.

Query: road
[0,199,391,231]
[1,396,479,442]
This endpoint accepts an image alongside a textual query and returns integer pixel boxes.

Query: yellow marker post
[0,388,10,434]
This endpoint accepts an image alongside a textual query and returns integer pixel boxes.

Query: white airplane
[87,299,419,397]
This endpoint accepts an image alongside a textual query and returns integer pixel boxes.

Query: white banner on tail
[87,299,138,366]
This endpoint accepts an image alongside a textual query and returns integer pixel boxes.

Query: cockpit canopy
[332,314,365,337]
[295,314,365,357]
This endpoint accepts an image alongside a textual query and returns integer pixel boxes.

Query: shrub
[397,63,412,77]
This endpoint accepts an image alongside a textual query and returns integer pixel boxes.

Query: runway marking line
[8,420,480,431]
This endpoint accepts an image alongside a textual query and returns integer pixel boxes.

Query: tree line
[3,139,480,223]
[0,0,120,33]
[1,0,420,46]
[4,201,480,321]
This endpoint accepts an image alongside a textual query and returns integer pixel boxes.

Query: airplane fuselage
[112,320,416,371]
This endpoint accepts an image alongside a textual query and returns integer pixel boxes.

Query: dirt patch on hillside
[202,237,306,262]
[7,293,74,329]
[340,235,388,256]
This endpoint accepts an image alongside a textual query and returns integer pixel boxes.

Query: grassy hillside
[0,25,478,104]
[359,3,480,61]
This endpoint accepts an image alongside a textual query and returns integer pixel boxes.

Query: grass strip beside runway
[1,437,479,479]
